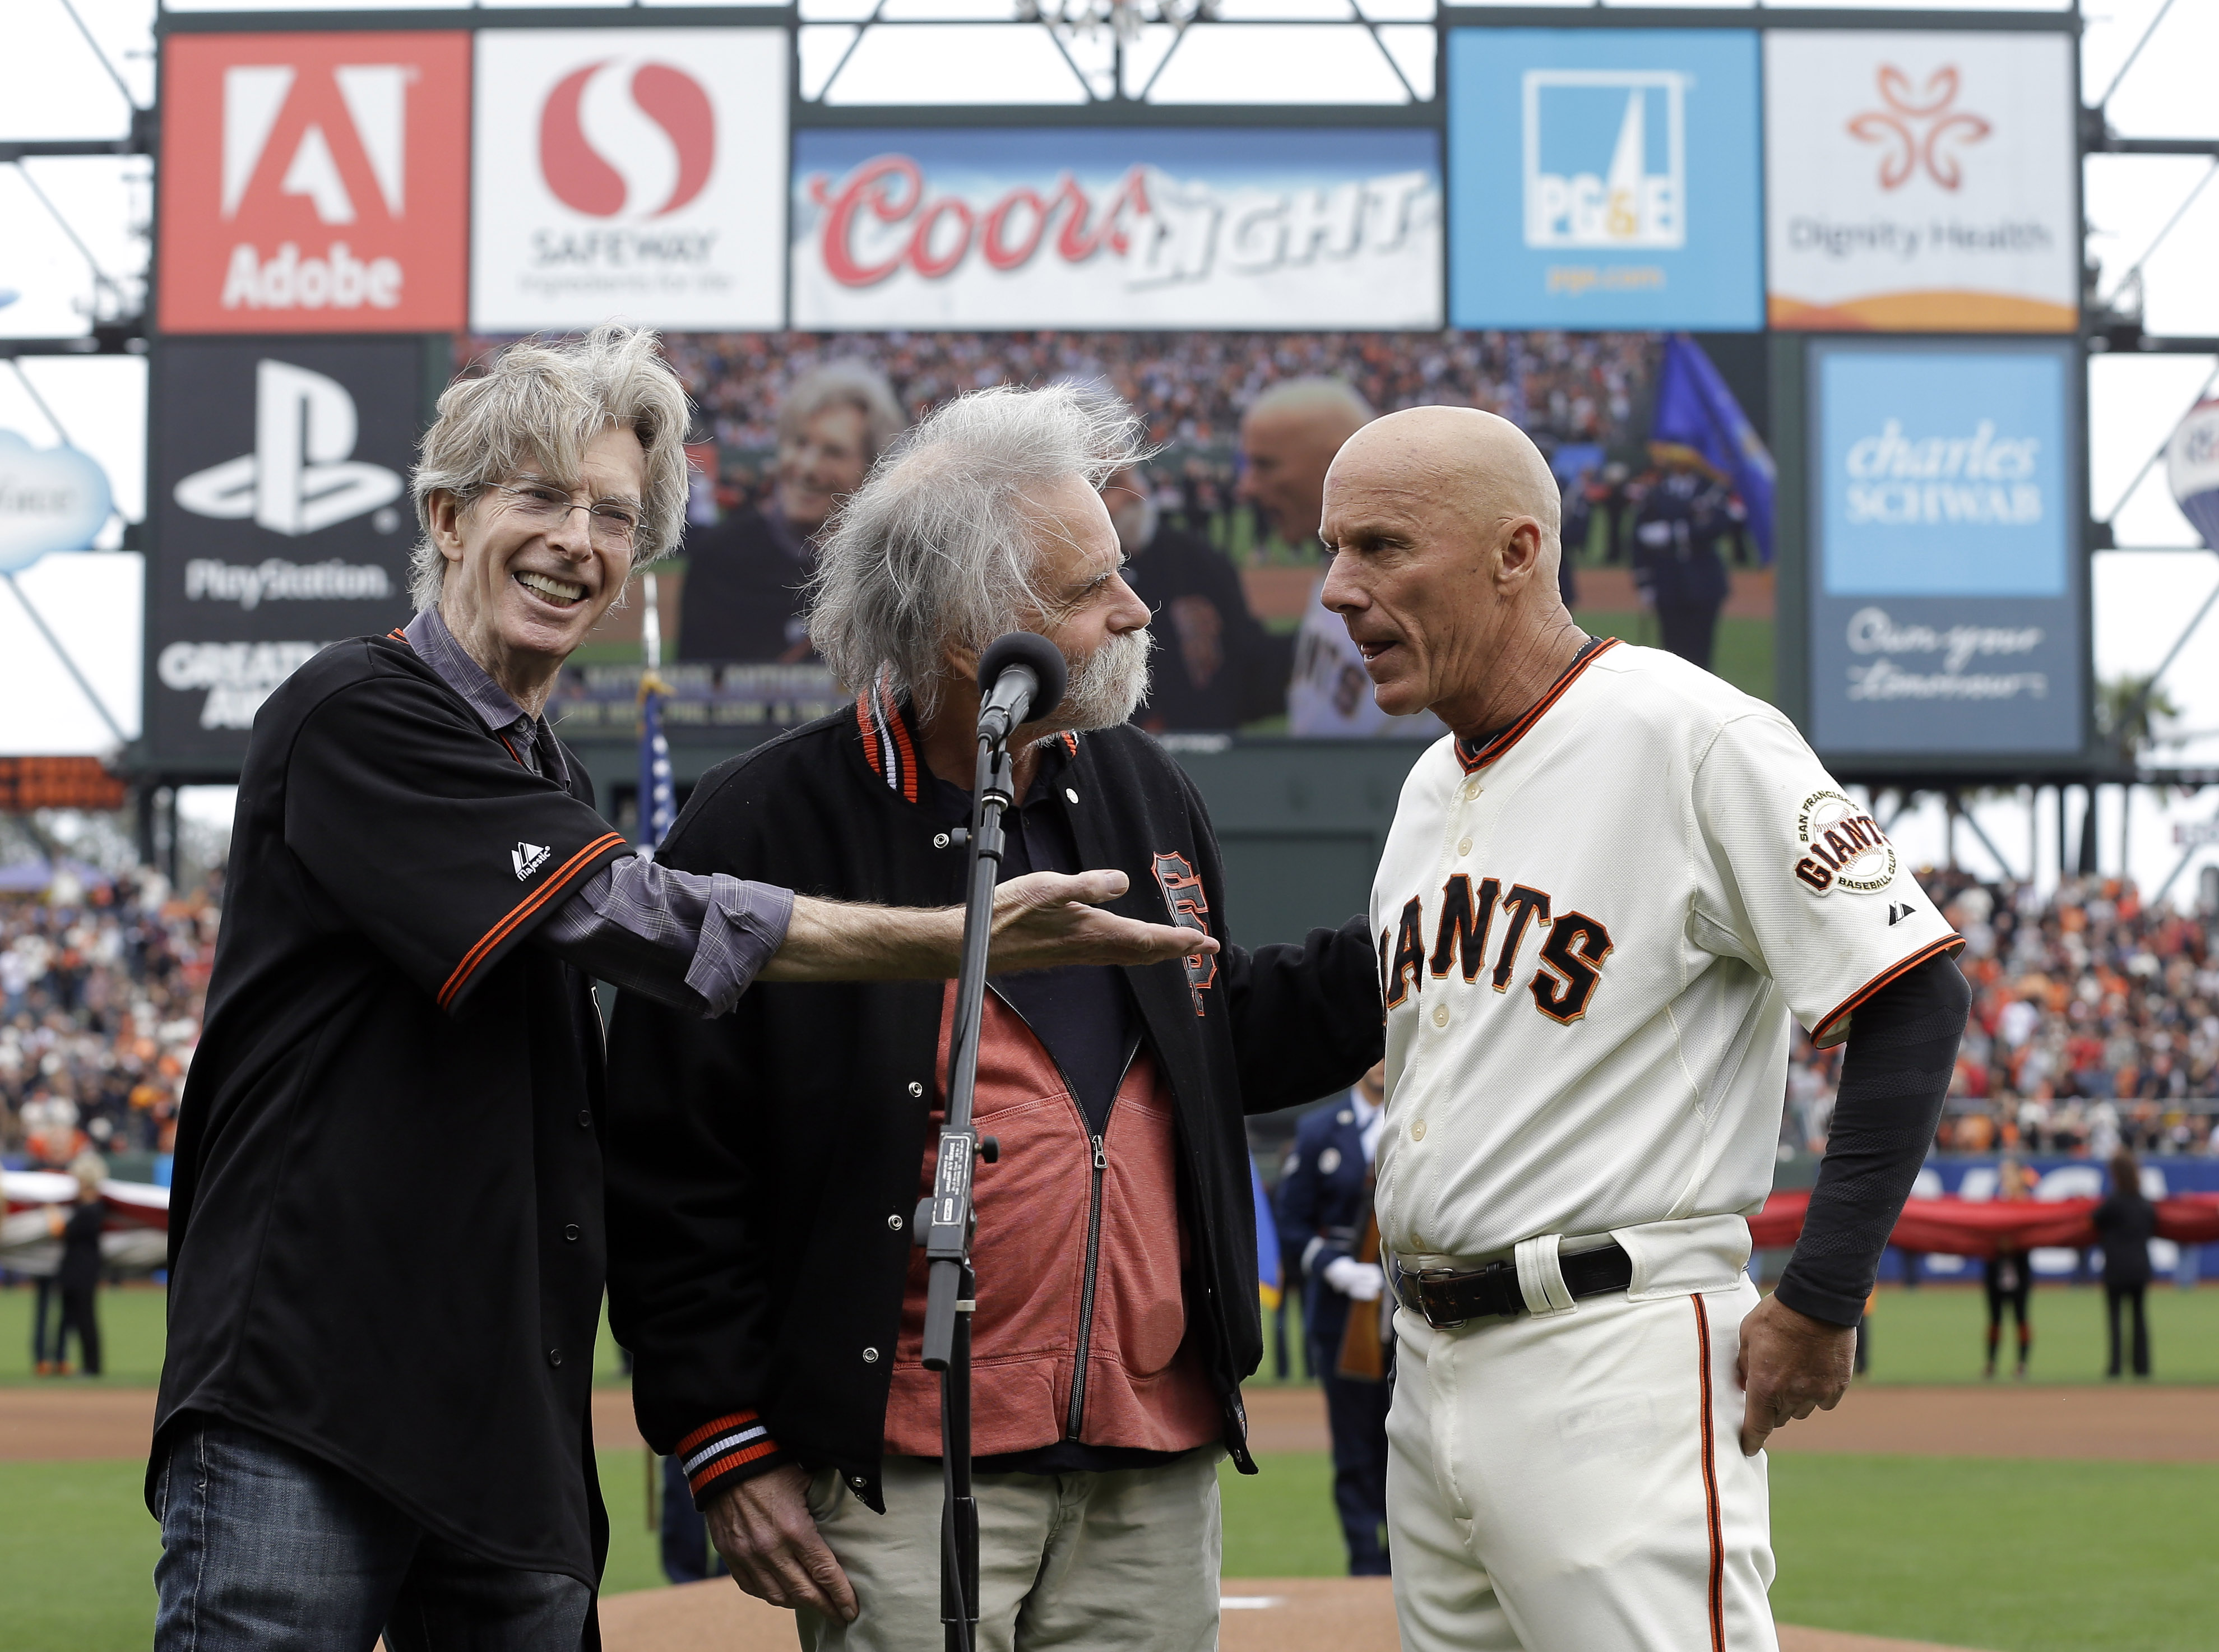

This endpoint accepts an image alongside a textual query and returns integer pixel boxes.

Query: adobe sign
[159,32,470,334]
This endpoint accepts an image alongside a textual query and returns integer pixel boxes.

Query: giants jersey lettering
[1369,640,1959,1261]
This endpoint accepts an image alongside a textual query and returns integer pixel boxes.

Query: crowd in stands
[0,871,216,1176]
[6,849,2212,1177]
[1786,872,2219,1158]
[660,328,1655,468]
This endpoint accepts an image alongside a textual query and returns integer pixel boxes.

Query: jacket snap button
[887,1213,904,1231]
[907,1081,924,1098]
[547,1348,563,1367]
[576,1110,592,1129]
[933,833,951,849]
[862,1347,880,1364]
[851,1475,867,1487]
[1064,788,1079,804]
[564,1224,581,1242]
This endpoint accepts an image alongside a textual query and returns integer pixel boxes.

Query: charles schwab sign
[1806,340,2083,759]
[148,339,419,768]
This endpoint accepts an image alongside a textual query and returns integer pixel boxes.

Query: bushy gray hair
[779,360,908,462]
[808,383,1145,718]
[408,323,693,612]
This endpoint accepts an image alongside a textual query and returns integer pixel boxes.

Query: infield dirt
[6,1381,2216,1464]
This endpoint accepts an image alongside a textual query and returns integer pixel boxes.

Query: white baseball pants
[1386,1275,1778,1652]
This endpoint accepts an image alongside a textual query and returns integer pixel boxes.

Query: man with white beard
[605,385,1386,1652]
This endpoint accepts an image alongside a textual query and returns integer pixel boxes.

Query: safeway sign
[159,32,470,334]
[470,30,787,332]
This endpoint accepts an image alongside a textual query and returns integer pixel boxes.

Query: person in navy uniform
[1277,1059,1391,1576]
[1629,448,1745,672]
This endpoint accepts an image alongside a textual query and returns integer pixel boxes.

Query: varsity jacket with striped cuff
[604,692,1385,1516]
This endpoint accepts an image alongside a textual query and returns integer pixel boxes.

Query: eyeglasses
[494,483,643,552]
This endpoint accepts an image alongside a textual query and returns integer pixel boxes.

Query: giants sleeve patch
[1152,851,1218,1015]
[1792,790,1897,896]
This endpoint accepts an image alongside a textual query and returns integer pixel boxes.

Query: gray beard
[1053,627,1152,732]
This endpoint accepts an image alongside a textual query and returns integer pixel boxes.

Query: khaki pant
[795,1450,1222,1652]
[1387,1278,1778,1652]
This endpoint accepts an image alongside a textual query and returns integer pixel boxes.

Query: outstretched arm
[764,869,1216,983]
[543,862,1213,1011]
[1738,952,1971,1454]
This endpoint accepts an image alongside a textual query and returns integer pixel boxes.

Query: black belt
[1394,1242,1634,1329]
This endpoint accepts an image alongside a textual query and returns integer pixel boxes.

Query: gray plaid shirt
[404,606,791,1016]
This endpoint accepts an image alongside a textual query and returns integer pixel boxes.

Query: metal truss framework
[2,0,2215,792]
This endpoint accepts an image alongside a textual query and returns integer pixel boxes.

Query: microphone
[975,632,1068,744]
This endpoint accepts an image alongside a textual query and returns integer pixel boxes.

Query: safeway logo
[539,59,716,219]
[173,360,402,537]
[159,31,470,334]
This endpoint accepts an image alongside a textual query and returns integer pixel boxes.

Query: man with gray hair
[605,383,1386,1651]
[681,359,908,662]
[151,328,1207,1651]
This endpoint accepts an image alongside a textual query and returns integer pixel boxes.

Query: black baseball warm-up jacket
[605,700,1384,1511]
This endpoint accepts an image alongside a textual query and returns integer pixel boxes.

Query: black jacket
[1120,524,1291,732]
[2094,1189,2157,1285]
[604,705,1381,1510]
[677,506,817,664]
[58,1201,105,1293]
[152,635,631,1588]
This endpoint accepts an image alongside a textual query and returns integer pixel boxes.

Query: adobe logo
[160,32,470,334]
[538,59,716,219]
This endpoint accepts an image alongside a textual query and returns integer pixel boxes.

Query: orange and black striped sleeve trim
[435,832,628,1011]
[1810,932,1965,1048]
[677,1408,781,1502]
[1454,636,1619,774]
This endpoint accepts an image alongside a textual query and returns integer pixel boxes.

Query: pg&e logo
[160,32,470,334]
[1522,69,1687,251]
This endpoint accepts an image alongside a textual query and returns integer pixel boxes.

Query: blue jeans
[154,1414,591,1651]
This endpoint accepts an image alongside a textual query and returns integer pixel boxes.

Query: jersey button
[1411,1119,1427,1141]
[1432,1003,1449,1028]
[564,1224,581,1242]
[1457,836,1473,857]
[576,1110,592,1130]
[547,1348,563,1368]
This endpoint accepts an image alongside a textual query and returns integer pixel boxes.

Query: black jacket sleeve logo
[1151,851,1217,1016]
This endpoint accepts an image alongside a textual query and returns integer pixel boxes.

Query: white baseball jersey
[1288,578,1446,740]
[1369,638,1960,1262]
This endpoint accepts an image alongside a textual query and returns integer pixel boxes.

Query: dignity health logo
[1842,419,2041,527]
[1522,70,1687,250]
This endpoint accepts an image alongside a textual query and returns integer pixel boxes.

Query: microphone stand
[918,717,1014,1652]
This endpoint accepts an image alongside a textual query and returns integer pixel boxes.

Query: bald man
[1321,408,1970,1652]
[1236,380,1440,739]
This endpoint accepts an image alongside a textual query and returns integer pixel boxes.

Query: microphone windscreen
[978,632,1068,723]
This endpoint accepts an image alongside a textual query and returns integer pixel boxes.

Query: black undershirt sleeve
[1772,952,1973,1327]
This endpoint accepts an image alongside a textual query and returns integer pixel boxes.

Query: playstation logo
[1522,69,1688,251]
[173,359,403,536]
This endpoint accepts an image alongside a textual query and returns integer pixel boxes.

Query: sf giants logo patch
[1151,852,1217,1015]
[1793,790,1896,896]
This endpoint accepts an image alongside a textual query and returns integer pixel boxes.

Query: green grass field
[6,1445,2215,1651]
[6,1284,2215,1649]
[0,1447,665,1652]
